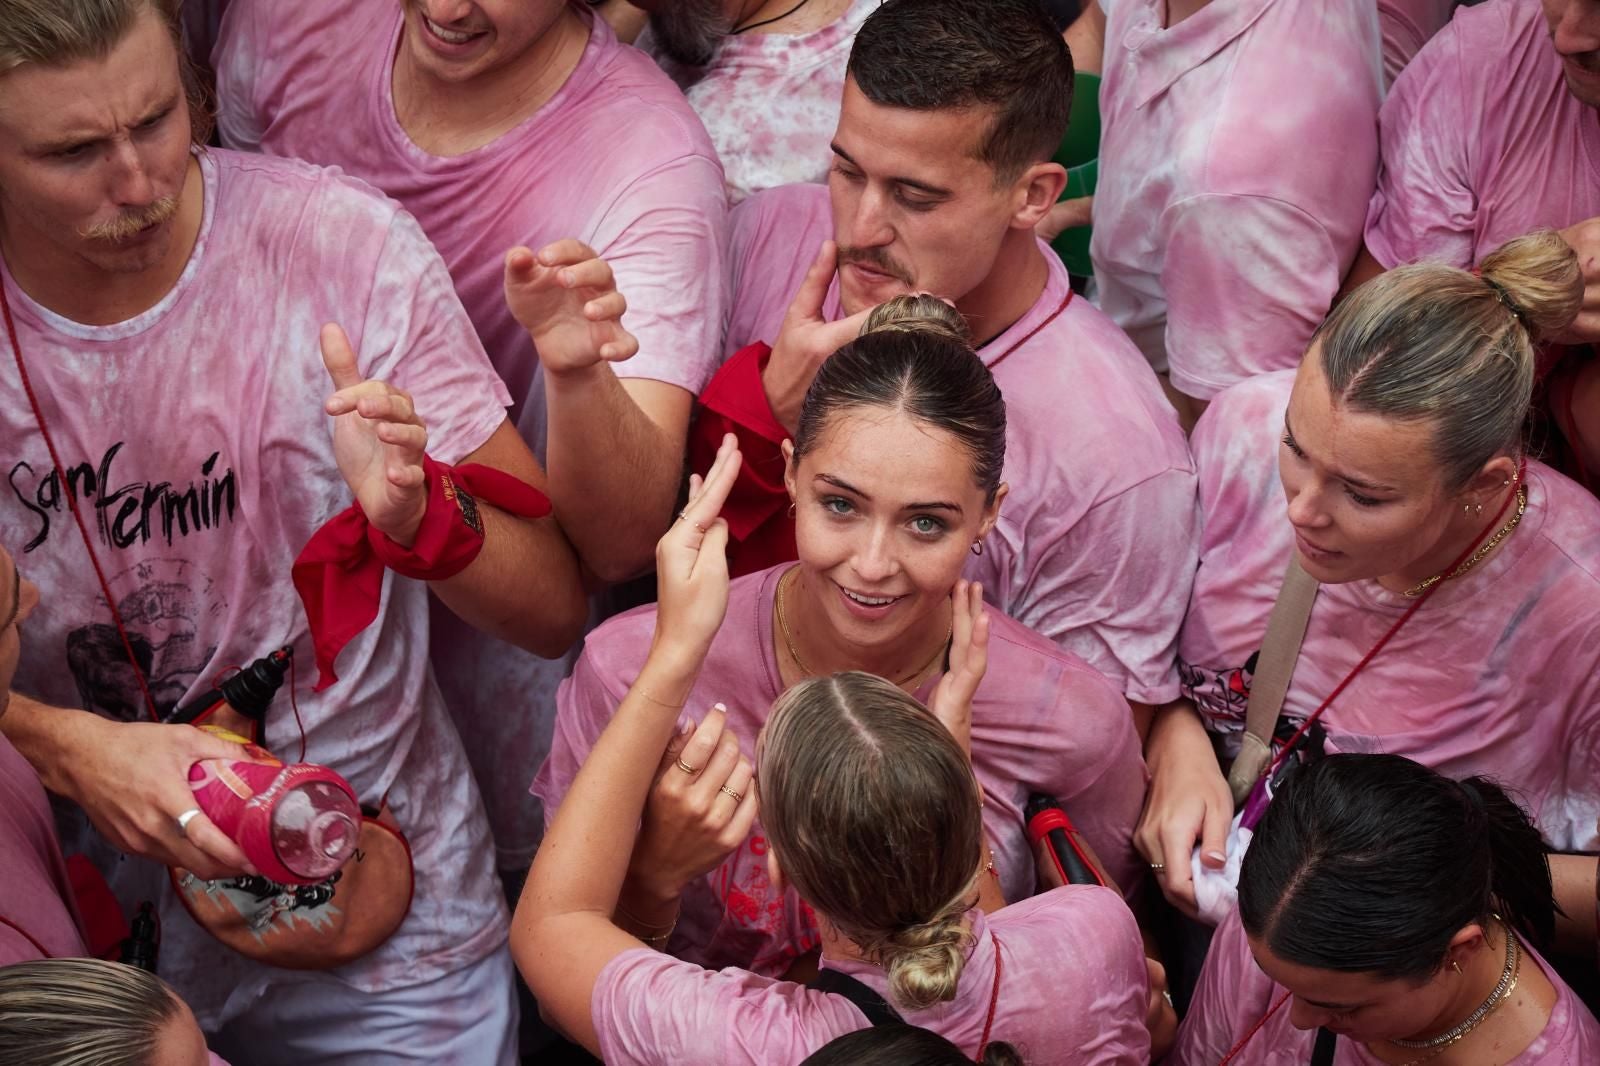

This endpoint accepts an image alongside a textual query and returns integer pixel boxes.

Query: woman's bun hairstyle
[861,293,972,345]
[1477,229,1583,342]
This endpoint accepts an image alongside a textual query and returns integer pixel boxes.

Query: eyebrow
[32,93,180,155]
[1302,997,1364,1012]
[829,142,953,197]
[815,473,964,514]
[1283,413,1397,494]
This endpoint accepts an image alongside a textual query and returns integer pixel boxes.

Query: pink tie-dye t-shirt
[534,564,1149,979]
[1092,0,1383,399]
[0,151,512,1026]
[1374,0,1457,87]
[1171,907,1600,1065]
[1365,0,1600,270]
[637,0,875,204]
[726,183,1199,706]
[590,887,1151,1065]
[1179,371,1600,853]
[213,0,729,869]
[0,735,86,964]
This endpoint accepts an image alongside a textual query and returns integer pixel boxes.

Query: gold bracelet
[616,903,679,951]
[634,687,688,711]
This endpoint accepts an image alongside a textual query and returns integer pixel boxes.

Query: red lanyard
[982,291,1074,374]
[976,931,1004,1057]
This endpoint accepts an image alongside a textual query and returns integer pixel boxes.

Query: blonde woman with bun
[1138,231,1600,955]
[516,427,1152,1064]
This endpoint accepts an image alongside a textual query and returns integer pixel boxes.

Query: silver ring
[1149,862,1166,873]
[176,808,203,834]
[718,785,743,803]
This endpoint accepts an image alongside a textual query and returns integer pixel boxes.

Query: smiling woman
[537,294,1151,986]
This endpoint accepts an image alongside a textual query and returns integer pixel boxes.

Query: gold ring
[676,510,707,534]
[718,785,743,802]
[1149,862,1166,873]
[675,757,701,776]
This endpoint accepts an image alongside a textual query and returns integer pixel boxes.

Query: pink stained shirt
[1091,0,1383,399]
[590,887,1151,1066]
[213,0,730,870]
[720,183,1199,706]
[637,0,876,204]
[1364,0,1600,271]
[1374,0,1457,88]
[0,734,86,964]
[533,564,1150,979]
[1171,906,1600,1065]
[0,151,512,1024]
[1179,371,1600,853]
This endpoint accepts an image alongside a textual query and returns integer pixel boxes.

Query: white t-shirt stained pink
[1171,907,1600,1065]
[1374,0,1456,87]
[592,888,1151,1066]
[534,565,1149,979]
[1365,0,1600,270]
[0,151,511,1026]
[0,734,86,964]
[213,0,730,870]
[727,183,1199,706]
[1181,372,1600,853]
[637,0,875,203]
[1092,0,1383,398]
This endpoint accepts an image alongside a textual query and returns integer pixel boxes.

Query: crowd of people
[0,0,1597,1063]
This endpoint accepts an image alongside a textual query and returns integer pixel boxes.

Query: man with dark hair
[687,0,1198,741]
[632,0,878,202]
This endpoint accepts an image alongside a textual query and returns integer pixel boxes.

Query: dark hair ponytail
[1239,754,1555,981]
[800,1023,1026,1065]
[792,295,1006,502]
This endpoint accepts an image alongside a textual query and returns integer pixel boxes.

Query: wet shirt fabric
[1364,0,1600,269]
[1092,0,1382,398]
[690,183,1199,706]
[534,564,1149,979]
[591,889,1151,1065]
[638,0,876,203]
[1179,371,1600,854]
[1170,906,1600,1065]
[213,0,729,869]
[0,734,86,964]
[0,150,512,1026]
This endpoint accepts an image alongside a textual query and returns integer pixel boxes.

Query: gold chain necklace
[1403,486,1526,598]
[1386,930,1520,1066]
[774,567,951,688]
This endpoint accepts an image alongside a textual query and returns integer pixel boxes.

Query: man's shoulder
[558,29,723,167]
[209,149,404,236]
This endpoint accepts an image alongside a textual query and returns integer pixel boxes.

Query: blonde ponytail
[1477,229,1583,342]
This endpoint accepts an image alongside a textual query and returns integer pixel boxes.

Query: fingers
[535,238,603,270]
[1154,817,1201,915]
[786,240,839,326]
[503,245,541,284]
[1198,797,1231,871]
[176,809,255,878]
[669,434,740,547]
[327,382,420,424]
[554,256,616,293]
[320,323,363,392]
[654,718,695,779]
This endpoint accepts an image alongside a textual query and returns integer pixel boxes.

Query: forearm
[1146,698,1211,769]
[544,364,687,582]
[1550,852,1599,956]
[429,503,588,657]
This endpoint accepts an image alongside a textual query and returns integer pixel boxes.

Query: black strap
[808,968,905,1028]
[1311,1026,1337,1065]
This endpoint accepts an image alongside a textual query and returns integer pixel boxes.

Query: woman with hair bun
[1137,230,1600,953]
[1171,754,1600,1063]
[514,429,1152,1064]
[536,296,1151,983]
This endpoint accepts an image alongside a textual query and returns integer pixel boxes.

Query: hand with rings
[625,703,759,906]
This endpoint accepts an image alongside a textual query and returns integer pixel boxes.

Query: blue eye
[821,496,854,516]
[910,515,946,536]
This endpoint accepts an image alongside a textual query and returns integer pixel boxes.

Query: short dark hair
[1240,755,1556,982]
[801,1024,1026,1066]
[847,0,1074,180]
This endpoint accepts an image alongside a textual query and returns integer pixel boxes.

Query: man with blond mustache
[0,1,602,1061]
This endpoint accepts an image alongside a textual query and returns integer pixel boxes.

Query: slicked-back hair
[846,0,1075,183]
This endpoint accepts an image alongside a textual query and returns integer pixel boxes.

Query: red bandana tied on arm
[292,456,551,690]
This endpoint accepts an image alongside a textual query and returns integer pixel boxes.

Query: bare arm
[1134,698,1233,917]
[1549,852,1599,957]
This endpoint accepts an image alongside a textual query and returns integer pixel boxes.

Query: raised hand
[504,240,639,376]
[626,706,760,908]
[651,434,741,669]
[320,323,430,546]
[928,580,990,756]
[761,240,876,434]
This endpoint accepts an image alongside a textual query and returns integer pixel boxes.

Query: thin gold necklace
[1386,930,1520,1066]
[1403,486,1526,598]
[774,567,951,687]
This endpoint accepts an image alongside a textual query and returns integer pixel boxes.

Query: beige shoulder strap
[1226,555,1320,805]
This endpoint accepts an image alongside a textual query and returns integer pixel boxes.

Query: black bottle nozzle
[164,646,293,726]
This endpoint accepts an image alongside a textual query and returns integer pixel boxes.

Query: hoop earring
[971,539,984,556]
[788,501,796,518]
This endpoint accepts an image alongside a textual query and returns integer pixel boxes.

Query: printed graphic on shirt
[66,558,227,722]
[8,444,238,554]
[1179,649,1259,727]
[707,834,820,976]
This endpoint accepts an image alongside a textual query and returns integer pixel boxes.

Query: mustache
[78,196,178,243]
[837,245,914,287]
